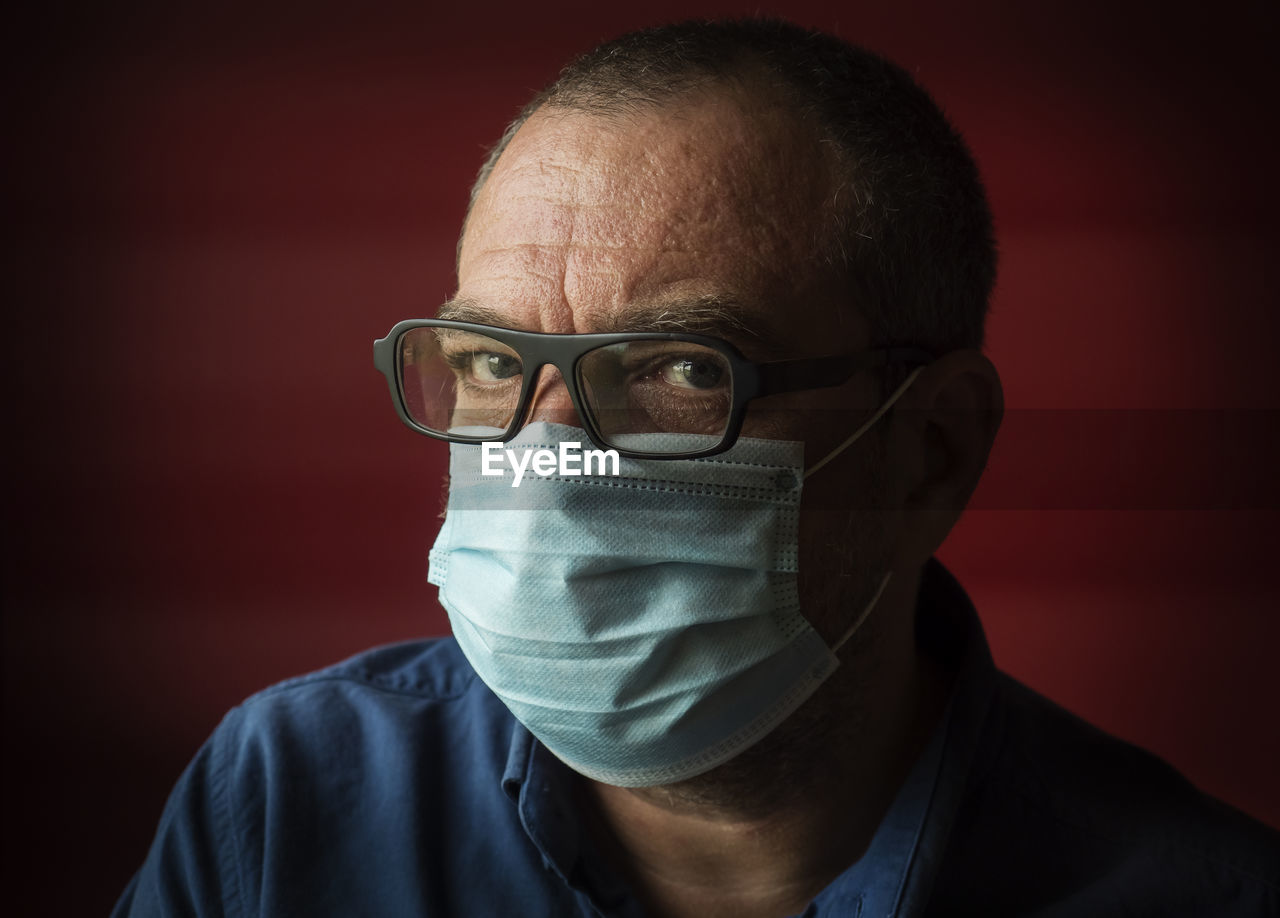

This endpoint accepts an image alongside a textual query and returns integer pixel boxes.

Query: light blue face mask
[427,370,921,787]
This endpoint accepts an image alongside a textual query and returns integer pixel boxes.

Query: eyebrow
[435,295,769,342]
[597,296,766,341]
[434,299,511,326]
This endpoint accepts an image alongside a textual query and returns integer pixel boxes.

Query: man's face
[454,87,902,640]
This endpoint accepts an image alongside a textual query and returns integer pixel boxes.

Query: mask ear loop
[803,365,926,480]
[807,365,921,655]
[832,571,893,654]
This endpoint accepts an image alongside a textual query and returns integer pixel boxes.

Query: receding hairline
[460,74,852,273]
[456,18,996,356]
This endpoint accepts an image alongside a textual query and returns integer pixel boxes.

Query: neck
[576,574,953,918]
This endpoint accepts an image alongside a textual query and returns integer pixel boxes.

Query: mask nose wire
[802,365,926,480]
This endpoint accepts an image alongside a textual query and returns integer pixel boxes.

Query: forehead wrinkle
[466,120,692,332]
[462,134,590,331]
[462,90,849,345]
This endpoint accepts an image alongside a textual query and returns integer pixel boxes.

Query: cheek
[739,411,802,443]
[739,390,834,445]
[795,505,894,641]
[740,377,885,460]
[793,436,903,629]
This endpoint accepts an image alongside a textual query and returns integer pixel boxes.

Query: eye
[660,357,726,390]
[467,351,522,382]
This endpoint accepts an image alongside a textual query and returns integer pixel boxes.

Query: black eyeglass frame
[373,318,933,459]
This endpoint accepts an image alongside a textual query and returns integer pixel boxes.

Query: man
[115,19,1279,917]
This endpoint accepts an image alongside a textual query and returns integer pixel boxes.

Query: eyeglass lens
[398,328,734,453]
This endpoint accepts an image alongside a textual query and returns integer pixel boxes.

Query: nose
[521,365,586,430]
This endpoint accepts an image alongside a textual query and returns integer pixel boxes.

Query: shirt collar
[806,559,997,916]
[501,557,998,918]
[505,721,641,915]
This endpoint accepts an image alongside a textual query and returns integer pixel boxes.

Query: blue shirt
[114,562,1280,916]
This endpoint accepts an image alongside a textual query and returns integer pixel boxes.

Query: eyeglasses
[373,319,932,459]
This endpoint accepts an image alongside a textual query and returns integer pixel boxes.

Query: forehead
[456,88,859,352]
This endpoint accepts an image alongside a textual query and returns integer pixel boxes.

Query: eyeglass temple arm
[754,348,933,397]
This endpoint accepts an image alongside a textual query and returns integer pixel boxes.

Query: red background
[5,2,1278,913]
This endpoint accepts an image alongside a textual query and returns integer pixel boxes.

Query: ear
[889,349,1003,564]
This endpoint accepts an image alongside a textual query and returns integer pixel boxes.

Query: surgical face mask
[427,369,921,787]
